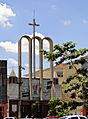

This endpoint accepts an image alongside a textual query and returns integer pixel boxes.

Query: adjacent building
[1,56,88,117]
[0,60,7,118]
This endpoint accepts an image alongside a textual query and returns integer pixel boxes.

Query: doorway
[0,107,4,118]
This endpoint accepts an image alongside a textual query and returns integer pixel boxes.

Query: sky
[0,0,88,76]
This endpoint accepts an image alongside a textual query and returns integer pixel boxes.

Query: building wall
[7,62,83,117]
[7,84,19,99]
[25,64,64,99]
[0,60,7,103]
[61,64,81,101]
[21,78,51,100]
[24,63,82,101]
[0,60,7,118]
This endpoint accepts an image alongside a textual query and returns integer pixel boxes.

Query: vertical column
[18,39,21,119]
[43,37,53,98]
[50,40,53,98]
[39,38,43,100]
[33,19,36,78]
[35,36,43,100]
[28,37,32,100]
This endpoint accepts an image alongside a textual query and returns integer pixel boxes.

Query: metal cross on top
[28,12,40,78]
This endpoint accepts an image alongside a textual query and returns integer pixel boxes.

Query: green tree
[43,41,88,113]
[48,98,70,117]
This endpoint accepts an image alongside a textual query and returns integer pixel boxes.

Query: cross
[28,16,40,78]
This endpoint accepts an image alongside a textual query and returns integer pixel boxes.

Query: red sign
[82,105,86,116]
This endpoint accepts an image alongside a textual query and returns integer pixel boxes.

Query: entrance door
[0,107,4,118]
[21,105,31,118]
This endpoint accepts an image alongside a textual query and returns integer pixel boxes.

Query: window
[13,77,15,83]
[9,77,12,83]
[80,117,86,119]
[9,77,18,84]
[56,72,63,77]
[53,78,58,85]
[70,117,78,119]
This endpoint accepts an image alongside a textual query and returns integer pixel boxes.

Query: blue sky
[0,0,88,76]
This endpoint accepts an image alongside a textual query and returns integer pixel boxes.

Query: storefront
[0,103,7,118]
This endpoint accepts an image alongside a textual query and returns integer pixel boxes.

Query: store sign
[12,104,17,113]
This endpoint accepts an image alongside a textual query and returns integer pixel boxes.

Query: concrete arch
[42,37,53,77]
[35,36,43,100]
[35,36,54,99]
[18,35,32,100]
[43,37,53,98]
[18,35,54,100]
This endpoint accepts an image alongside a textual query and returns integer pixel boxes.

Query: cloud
[8,58,18,66]
[63,20,72,26]
[24,63,29,68]
[0,3,16,27]
[0,32,49,54]
[0,41,18,53]
[0,57,18,69]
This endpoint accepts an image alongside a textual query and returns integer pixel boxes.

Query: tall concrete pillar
[18,35,32,100]
[35,36,43,100]
[43,37,53,98]
[18,38,22,119]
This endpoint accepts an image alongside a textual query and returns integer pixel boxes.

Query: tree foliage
[43,41,88,115]
[48,98,70,116]
[43,41,88,64]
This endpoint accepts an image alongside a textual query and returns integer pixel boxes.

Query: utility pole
[28,12,40,78]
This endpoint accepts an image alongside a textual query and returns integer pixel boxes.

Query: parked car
[4,117,16,119]
[58,115,87,119]
[46,115,60,118]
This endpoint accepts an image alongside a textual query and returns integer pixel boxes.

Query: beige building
[25,63,81,100]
